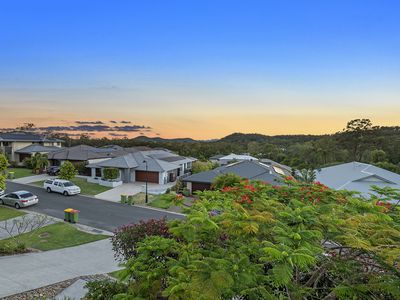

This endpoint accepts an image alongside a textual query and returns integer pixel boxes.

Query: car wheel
[15,203,21,209]
[47,187,52,193]
[63,191,69,196]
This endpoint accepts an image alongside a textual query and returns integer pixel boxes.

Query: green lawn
[0,206,26,221]
[148,195,173,209]
[32,177,112,196]
[0,222,108,251]
[130,193,157,205]
[6,168,33,179]
[131,193,176,209]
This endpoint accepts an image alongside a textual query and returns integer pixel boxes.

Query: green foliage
[374,161,400,174]
[212,173,242,190]
[98,179,400,300]
[371,149,388,163]
[27,153,49,173]
[59,161,78,180]
[74,161,88,175]
[0,154,8,190]
[85,280,128,300]
[191,160,216,174]
[103,168,119,180]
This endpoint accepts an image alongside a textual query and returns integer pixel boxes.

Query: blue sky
[0,1,399,138]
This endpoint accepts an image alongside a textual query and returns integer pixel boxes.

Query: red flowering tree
[90,179,400,300]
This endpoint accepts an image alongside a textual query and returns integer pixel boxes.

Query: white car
[44,179,81,196]
[0,189,4,197]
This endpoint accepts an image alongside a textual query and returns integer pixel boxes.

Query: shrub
[182,188,190,197]
[111,218,171,261]
[85,280,127,300]
[211,173,242,190]
[23,157,33,169]
[0,154,7,190]
[75,162,87,175]
[59,161,78,180]
[171,179,182,192]
[0,242,27,255]
[103,168,119,180]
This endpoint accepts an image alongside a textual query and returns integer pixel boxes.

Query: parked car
[0,190,39,209]
[0,189,4,197]
[44,179,81,196]
[47,166,60,176]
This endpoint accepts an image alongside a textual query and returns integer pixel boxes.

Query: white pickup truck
[44,179,81,196]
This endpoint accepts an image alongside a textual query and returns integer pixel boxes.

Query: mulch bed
[2,274,110,300]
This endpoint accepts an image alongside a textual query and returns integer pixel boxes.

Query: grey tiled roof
[15,145,62,154]
[0,131,63,142]
[48,145,116,161]
[183,160,283,185]
[86,151,181,172]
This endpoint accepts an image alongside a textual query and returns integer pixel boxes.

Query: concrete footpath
[0,239,121,298]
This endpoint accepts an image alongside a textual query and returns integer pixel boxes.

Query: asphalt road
[4,182,184,232]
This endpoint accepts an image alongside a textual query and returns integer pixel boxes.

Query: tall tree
[0,154,8,190]
[340,119,378,161]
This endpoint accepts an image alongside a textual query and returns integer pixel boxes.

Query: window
[20,193,34,199]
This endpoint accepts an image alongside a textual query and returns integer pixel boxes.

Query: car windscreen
[19,193,34,198]
[63,182,75,187]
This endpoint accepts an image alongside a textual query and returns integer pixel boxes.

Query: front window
[63,182,75,187]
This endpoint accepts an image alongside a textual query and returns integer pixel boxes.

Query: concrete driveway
[0,239,120,298]
[95,183,142,202]
[11,174,55,184]
[95,181,177,202]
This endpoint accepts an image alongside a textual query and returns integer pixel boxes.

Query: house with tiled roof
[183,160,286,194]
[0,131,63,163]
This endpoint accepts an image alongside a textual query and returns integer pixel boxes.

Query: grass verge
[0,206,26,221]
[6,168,33,179]
[0,222,108,251]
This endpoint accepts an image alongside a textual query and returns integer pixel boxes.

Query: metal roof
[315,162,400,198]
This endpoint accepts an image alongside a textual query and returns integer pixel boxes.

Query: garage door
[191,182,212,192]
[136,171,159,183]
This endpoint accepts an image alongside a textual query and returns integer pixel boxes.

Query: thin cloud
[75,121,105,125]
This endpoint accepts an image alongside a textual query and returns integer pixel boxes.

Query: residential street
[5,182,184,232]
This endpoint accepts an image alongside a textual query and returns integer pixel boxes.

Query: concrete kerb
[134,204,187,217]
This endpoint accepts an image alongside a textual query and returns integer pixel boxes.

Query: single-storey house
[183,160,285,194]
[0,131,63,163]
[86,150,196,185]
[315,162,400,198]
[48,145,123,166]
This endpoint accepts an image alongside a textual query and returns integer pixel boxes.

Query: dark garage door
[136,171,159,183]
[191,182,212,192]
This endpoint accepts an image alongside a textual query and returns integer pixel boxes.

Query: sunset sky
[0,1,399,139]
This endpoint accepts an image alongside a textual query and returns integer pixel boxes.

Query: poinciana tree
[89,178,400,300]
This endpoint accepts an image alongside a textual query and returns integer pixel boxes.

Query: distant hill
[219,132,322,145]
[132,136,196,143]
